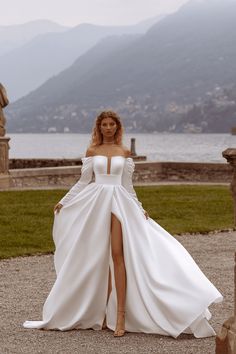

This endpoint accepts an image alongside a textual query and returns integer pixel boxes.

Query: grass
[0,185,234,259]
[137,185,234,234]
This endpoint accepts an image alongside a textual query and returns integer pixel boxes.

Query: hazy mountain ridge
[6,34,141,133]
[0,15,165,101]
[0,20,68,56]
[5,0,236,133]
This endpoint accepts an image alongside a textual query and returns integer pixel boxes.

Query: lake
[7,133,236,162]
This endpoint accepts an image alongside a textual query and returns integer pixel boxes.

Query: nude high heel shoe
[114,310,125,337]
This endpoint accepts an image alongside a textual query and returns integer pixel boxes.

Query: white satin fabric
[23,155,223,338]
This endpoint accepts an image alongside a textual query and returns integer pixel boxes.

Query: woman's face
[100,117,117,139]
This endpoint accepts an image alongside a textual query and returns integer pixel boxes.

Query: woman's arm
[54,149,93,212]
[121,150,149,219]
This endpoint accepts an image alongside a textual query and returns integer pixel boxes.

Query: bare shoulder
[85,146,96,157]
[122,145,132,158]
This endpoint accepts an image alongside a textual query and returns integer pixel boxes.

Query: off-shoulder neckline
[82,155,133,160]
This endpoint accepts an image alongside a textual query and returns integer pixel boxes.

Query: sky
[0,0,189,27]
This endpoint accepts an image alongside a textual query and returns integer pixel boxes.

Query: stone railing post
[222,148,236,226]
[130,138,137,156]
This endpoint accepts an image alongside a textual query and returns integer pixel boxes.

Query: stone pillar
[215,253,236,353]
[222,148,236,226]
[0,137,12,188]
[0,83,9,137]
[0,137,10,173]
[130,138,137,156]
[215,149,236,353]
[0,106,6,136]
[0,83,12,188]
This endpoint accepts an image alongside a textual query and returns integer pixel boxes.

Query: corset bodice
[93,155,126,185]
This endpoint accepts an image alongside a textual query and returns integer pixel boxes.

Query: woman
[23,110,223,338]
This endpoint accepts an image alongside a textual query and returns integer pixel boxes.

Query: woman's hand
[144,210,149,219]
[54,203,63,214]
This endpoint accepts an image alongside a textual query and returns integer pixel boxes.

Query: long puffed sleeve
[59,157,93,206]
[121,157,145,214]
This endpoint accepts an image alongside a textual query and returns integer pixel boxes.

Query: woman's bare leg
[111,212,126,336]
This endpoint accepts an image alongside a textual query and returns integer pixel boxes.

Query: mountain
[6,0,236,133]
[6,34,140,132]
[129,14,167,33]
[0,15,166,101]
[0,20,68,56]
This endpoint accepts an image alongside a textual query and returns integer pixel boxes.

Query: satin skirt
[23,179,223,338]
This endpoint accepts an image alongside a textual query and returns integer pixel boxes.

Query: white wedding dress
[23,155,223,338]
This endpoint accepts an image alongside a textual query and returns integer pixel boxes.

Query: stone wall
[8,166,82,188]
[2,161,232,190]
[133,161,232,183]
[9,158,82,169]
[9,156,146,169]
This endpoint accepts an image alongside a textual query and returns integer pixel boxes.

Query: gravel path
[1,231,236,354]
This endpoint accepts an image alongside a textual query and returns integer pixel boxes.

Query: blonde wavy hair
[90,111,124,147]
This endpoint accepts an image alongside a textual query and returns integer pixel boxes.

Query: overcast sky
[0,0,189,27]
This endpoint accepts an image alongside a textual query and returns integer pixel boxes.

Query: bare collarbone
[85,145,131,159]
